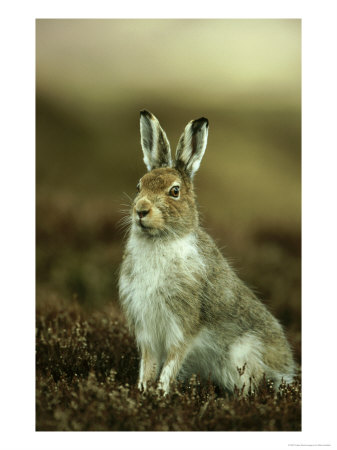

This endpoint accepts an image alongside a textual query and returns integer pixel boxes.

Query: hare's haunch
[119,110,295,395]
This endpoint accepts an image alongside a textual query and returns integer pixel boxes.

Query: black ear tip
[140,109,153,119]
[192,117,209,132]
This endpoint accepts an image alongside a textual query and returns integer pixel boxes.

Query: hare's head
[131,110,208,239]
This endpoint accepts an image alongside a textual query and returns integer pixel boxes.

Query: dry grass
[36,299,301,431]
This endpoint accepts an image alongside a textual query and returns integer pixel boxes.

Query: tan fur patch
[133,168,198,238]
[141,347,157,384]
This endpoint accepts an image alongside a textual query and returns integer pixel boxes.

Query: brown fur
[119,111,296,395]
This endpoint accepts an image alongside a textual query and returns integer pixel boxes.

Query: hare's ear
[175,117,209,178]
[140,110,172,171]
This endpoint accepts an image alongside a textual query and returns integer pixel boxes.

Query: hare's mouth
[138,220,152,230]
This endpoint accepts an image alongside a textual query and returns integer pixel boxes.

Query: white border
[1,1,337,449]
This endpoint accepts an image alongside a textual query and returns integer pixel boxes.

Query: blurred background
[36,19,301,359]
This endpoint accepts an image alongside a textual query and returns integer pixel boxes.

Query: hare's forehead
[140,170,182,191]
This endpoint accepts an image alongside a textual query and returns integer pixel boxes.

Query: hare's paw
[157,380,170,396]
[158,365,173,396]
[138,380,147,392]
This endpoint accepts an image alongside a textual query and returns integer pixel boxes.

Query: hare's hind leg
[227,333,265,394]
[138,346,158,391]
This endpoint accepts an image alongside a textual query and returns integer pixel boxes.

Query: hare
[119,110,295,395]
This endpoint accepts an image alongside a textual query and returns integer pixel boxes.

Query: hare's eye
[136,182,140,193]
[169,186,180,198]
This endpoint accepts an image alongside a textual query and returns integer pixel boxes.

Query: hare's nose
[137,209,150,219]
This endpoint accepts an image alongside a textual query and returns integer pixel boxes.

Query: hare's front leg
[158,345,188,395]
[138,346,158,391]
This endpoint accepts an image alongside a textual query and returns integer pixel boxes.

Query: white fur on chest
[119,232,203,359]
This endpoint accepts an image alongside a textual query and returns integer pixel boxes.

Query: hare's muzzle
[135,198,152,220]
[137,209,149,219]
[133,197,165,233]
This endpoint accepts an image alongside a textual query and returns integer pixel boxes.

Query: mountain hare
[119,110,295,395]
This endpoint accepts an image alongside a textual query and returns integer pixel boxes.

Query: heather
[36,298,301,431]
